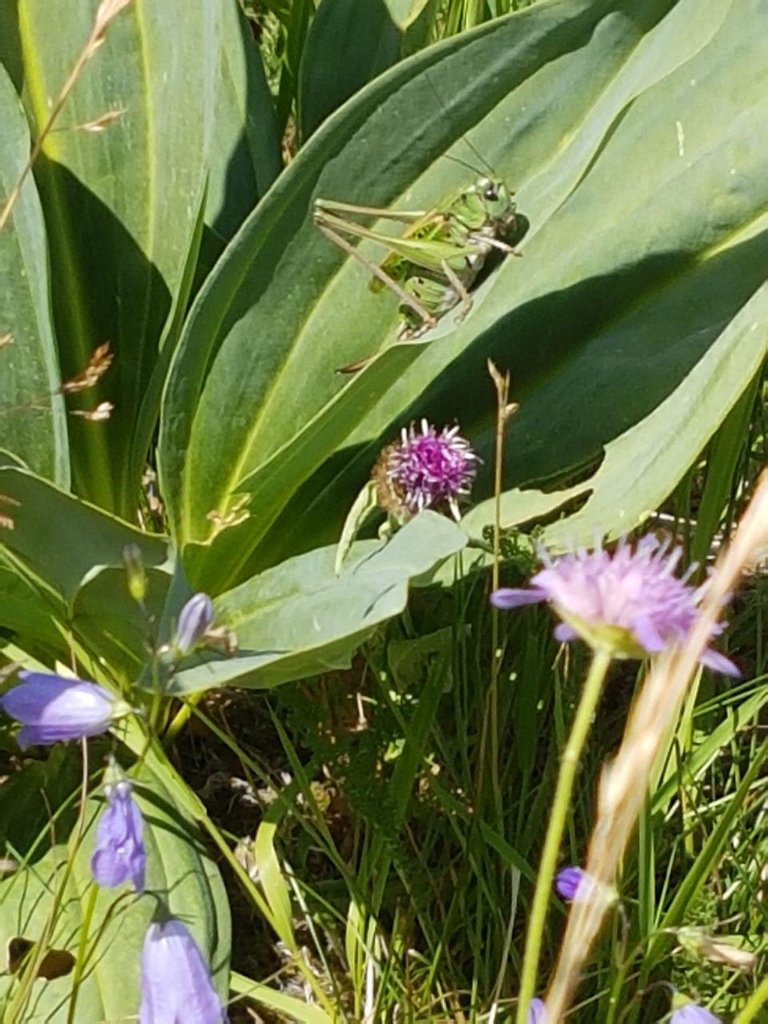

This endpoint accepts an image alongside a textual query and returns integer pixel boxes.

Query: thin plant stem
[734,967,768,1024]
[515,647,613,1024]
[66,884,99,1024]
[476,361,517,819]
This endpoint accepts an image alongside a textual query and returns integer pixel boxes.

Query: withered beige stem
[543,469,768,1021]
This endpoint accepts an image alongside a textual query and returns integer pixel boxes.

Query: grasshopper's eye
[483,183,499,202]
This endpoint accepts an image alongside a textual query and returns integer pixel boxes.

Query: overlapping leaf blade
[205,0,282,245]
[0,0,221,517]
[165,511,467,694]
[0,65,67,485]
[164,0,766,594]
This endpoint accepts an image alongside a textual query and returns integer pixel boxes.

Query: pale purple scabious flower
[491,537,738,673]
[91,779,145,893]
[175,593,214,654]
[374,419,479,519]
[140,918,225,1024]
[0,671,118,748]
[527,998,548,1023]
[671,1004,721,1023]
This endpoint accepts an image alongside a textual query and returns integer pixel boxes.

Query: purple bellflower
[91,778,145,893]
[527,998,548,1023]
[175,593,214,654]
[555,866,590,902]
[554,866,615,906]
[671,1003,721,1024]
[491,537,738,673]
[140,918,225,1024]
[374,419,479,520]
[0,671,124,748]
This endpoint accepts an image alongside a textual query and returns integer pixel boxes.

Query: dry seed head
[60,343,113,394]
[70,401,114,422]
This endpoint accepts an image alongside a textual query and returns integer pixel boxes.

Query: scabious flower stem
[515,648,613,1024]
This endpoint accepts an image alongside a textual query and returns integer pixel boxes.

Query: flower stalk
[514,646,612,1024]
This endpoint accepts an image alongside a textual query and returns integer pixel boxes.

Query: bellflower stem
[734,970,768,1024]
[515,647,613,1024]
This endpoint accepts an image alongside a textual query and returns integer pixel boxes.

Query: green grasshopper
[313,174,520,365]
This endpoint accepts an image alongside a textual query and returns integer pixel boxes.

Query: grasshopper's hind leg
[314,219,436,328]
[441,259,474,322]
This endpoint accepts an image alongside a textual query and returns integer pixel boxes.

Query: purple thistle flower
[527,998,548,1023]
[374,419,479,519]
[175,593,214,654]
[0,671,121,748]
[671,1004,721,1023]
[91,779,145,893]
[491,537,738,673]
[139,918,225,1024]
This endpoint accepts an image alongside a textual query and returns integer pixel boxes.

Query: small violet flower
[555,866,590,902]
[175,593,214,654]
[140,918,225,1024]
[91,778,145,893]
[554,866,616,907]
[0,671,123,748]
[671,1003,721,1024]
[491,537,738,673]
[527,998,548,1023]
[373,419,479,520]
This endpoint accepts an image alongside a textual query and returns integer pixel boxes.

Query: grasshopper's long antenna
[456,131,496,179]
[444,152,484,176]
[424,74,497,179]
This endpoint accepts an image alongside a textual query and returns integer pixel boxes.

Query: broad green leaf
[0,64,68,486]
[161,0,767,592]
[0,463,169,608]
[0,757,230,1023]
[0,0,220,517]
[0,553,65,652]
[462,278,768,551]
[206,0,282,243]
[163,511,467,694]
[71,566,171,681]
[298,0,402,141]
[0,746,80,861]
